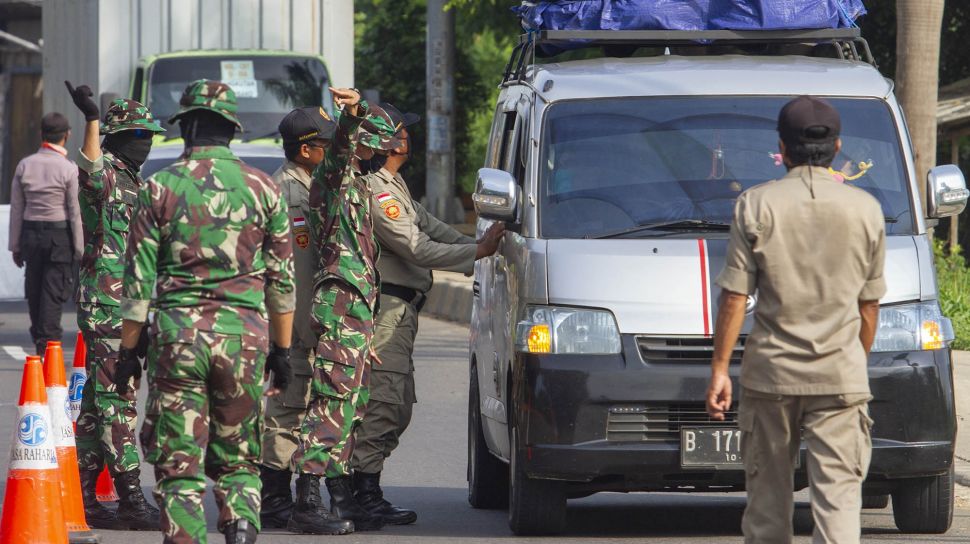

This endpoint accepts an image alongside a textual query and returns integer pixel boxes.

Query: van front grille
[607,403,738,442]
[637,335,746,363]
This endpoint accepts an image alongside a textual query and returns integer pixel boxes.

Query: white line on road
[2,345,29,362]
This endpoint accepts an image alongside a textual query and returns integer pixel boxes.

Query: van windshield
[539,97,914,238]
[147,55,331,141]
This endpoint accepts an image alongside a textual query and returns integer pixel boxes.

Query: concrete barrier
[423,271,474,324]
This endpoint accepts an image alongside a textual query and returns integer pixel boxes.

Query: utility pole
[425,0,458,222]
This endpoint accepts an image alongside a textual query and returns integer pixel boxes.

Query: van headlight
[871,302,954,352]
[516,306,622,354]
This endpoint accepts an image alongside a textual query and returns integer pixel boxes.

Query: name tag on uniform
[292,216,310,249]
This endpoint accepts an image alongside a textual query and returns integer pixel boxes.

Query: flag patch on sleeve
[292,217,306,227]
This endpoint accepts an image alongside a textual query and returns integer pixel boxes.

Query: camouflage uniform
[290,104,401,479]
[75,99,165,475]
[261,161,317,473]
[121,80,295,543]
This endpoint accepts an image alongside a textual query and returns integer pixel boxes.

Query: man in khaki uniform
[352,103,505,524]
[706,96,885,544]
[260,106,334,529]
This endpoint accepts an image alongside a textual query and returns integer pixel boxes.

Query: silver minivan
[467,29,969,536]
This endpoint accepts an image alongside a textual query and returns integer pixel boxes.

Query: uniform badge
[292,216,310,249]
[376,192,402,220]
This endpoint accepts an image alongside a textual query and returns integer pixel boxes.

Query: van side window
[498,112,518,174]
[484,106,506,169]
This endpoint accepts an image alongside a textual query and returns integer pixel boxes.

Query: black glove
[135,326,150,361]
[265,343,291,392]
[114,346,141,396]
[64,81,100,122]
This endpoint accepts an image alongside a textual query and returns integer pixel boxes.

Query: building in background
[0,0,41,204]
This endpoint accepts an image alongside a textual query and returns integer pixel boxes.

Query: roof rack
[502,28,875,85]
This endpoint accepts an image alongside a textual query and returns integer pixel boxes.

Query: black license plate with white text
[680,426,743,469]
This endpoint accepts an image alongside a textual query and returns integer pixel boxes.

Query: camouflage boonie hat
[356,104,403,151]
[100,98,166,135]
[168,79,242,129]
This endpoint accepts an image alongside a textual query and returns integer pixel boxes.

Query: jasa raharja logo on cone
[12,408,57,465]
[19,413,47,445]
[68,369,86,422]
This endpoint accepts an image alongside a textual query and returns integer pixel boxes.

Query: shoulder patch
[384,203,401,220]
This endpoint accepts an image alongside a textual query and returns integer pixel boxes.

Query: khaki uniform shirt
[716,165,887,396]
[272,160,318,353]
[367,168,476,293]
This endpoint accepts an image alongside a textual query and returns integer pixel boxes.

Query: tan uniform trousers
[352,294,418,474]
[739,387,873,544]
[260,348,314,471]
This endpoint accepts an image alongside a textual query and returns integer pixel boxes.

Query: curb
[423,275,473,325]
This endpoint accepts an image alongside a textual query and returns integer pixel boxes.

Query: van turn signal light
[922,320,944,350]
[528,324,552,353]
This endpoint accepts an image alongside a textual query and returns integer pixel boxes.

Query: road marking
[2,345,29,362]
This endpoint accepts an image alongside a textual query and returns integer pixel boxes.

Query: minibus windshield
[539,96,914,238]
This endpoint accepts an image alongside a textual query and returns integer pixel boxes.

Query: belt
[22,220,68,230]
[380,283,426,312]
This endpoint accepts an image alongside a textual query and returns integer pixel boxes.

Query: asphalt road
[0,301,968,543]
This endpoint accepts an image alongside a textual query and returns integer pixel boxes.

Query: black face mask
[102,131,153,171]
[180,110,236,149]
[359,153,387,175]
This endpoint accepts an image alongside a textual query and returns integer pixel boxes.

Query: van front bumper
[513,340,955,491]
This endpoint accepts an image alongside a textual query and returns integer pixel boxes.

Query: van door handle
[473,281,481,297]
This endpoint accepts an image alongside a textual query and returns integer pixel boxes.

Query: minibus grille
[607,403,739,442]
[636,335,746,363]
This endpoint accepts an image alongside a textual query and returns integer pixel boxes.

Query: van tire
[467,366,509,509]
[891,466,954,533]
[508,405,566,535]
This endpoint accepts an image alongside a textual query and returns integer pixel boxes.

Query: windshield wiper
[589,219,731,239]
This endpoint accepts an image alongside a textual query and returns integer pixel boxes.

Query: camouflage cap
[167,79,243,129]
[356,104,403,151]
[100,98,166,135]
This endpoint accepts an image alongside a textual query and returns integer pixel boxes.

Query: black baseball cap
[378,102,420,131]
[278,106,336,143]
[777,96,841,144]
[41,112,71,135]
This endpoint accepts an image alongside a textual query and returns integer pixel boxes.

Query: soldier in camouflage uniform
[258,106,340,531]
[286,90,402,535]
[117,79,296,544]
[65,82,164,530]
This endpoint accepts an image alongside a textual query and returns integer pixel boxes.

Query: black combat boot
[286,473,354,535]
[80,468,119,529]
[113,469,161,530]
[326,475,384,531]
[222,519,258,544]
[353,471,417,525]
[259,466,293,529]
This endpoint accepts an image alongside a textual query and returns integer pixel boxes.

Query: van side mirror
[927,165,969,219]
[473,168,520,222]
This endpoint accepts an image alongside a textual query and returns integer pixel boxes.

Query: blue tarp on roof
[517,1,867,33]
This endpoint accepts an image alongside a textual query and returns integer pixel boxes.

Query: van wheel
[891,466,954,533]
[862,494,889,509]
[508,406,566,535]
[467,366,509,509]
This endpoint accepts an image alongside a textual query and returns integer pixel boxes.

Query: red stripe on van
[698,239,711,336]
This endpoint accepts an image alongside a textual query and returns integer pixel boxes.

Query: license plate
[680,426,743,469]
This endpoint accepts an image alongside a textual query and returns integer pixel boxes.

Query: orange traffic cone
[68,333,119,503]
[44,341,100,544]
[68,332,87,423]
[0,355,69,544]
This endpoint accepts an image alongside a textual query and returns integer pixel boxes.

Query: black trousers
[20,223,74,354]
